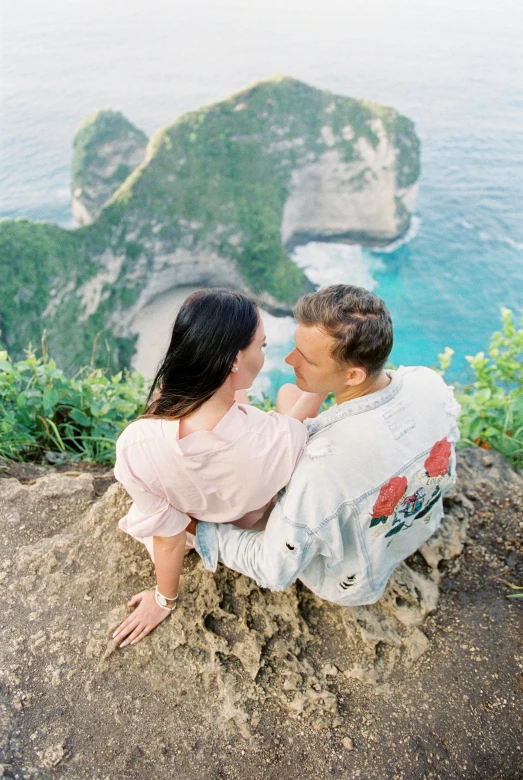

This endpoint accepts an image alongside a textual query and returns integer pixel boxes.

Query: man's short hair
[294,284,393,375]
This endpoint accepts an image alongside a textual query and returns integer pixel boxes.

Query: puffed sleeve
[265,411,308,474]
[285,413,309,469]
[114,443,190,539]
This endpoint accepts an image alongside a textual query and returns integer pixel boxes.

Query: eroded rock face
[281,120,418,247]
[2,449,522,777]
[71,109,148,225]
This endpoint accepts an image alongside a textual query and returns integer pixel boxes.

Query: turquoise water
[1,0,522,394]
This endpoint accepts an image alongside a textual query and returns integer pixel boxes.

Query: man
[195,285,460,606]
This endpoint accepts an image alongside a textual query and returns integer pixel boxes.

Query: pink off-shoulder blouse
[114,403,308,559]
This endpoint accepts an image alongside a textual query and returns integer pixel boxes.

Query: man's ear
[345,366,368,387]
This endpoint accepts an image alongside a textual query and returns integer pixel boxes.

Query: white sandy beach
[130,285,297,395]
[130,285,201,378]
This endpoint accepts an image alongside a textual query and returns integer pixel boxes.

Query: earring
[233,366,239,373]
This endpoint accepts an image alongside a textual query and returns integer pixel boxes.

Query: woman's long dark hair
[142,288,259,419]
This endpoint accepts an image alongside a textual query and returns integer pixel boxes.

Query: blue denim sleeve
[195,521,219,572]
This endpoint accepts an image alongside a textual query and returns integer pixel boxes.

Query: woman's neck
[178,382,236,439]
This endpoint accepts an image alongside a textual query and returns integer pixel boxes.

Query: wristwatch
[155,586,179,611]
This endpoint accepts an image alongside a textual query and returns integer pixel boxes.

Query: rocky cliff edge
[1,449,521,778]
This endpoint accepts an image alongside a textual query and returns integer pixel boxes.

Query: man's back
[279,366,460,604]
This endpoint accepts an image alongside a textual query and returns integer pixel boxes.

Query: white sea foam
[477,230,523,252]
[259,310,295,345]
[249,374,272,400]
[255,242,389,399]
[291,242,384,291]
[256,309,296,398]
[501,236,523,252]
[369,215,421,254]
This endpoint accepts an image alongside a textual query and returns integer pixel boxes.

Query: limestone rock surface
[1,449,522,777]
[0,450,489,712]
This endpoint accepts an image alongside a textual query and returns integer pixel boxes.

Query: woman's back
[114,402,307,554]
[111,288,325,649]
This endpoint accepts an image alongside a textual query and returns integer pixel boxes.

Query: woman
[112,288,324,648]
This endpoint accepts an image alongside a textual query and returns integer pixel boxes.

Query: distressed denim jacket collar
[305,370,402,437]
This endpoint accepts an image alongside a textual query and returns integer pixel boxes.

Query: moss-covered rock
[0,219,84,354]
[71,109,148,225]
[1,77,420,373]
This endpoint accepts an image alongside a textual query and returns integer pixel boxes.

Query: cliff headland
[0,77,420,373]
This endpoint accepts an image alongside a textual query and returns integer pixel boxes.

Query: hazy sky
[2,0,520,137]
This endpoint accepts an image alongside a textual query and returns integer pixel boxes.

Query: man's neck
[335,370,391,405]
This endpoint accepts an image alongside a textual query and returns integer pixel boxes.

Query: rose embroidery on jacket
[369,476,408,528]
[369,438,453,541]
[424,438,451,477]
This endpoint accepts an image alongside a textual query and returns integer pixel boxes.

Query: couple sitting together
[112,284,460,648]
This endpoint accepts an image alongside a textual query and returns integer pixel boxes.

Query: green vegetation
[108,77,417,301]
[71,108,148,214]
[500,580,523,599]
[0,219,82,357]
[440,308,523,469]
[388,115,421,189]
[0,211,141,373]
[1,310,521,470]
[0,347,148,464]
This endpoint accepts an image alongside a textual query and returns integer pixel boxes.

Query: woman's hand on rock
[112,590,171,648]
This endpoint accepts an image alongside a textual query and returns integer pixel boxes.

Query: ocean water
[1,0,523,395]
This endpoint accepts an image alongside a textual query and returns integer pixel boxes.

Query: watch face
[158,593,167,606]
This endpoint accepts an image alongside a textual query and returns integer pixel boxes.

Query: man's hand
[112,589,171,648]
[186,517,198,536]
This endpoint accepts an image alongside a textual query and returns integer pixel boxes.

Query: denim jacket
[196,367,461,606]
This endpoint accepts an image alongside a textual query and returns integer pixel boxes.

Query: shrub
[1,309,521,468]
[441,308,523,469]
[0,348,148,464]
